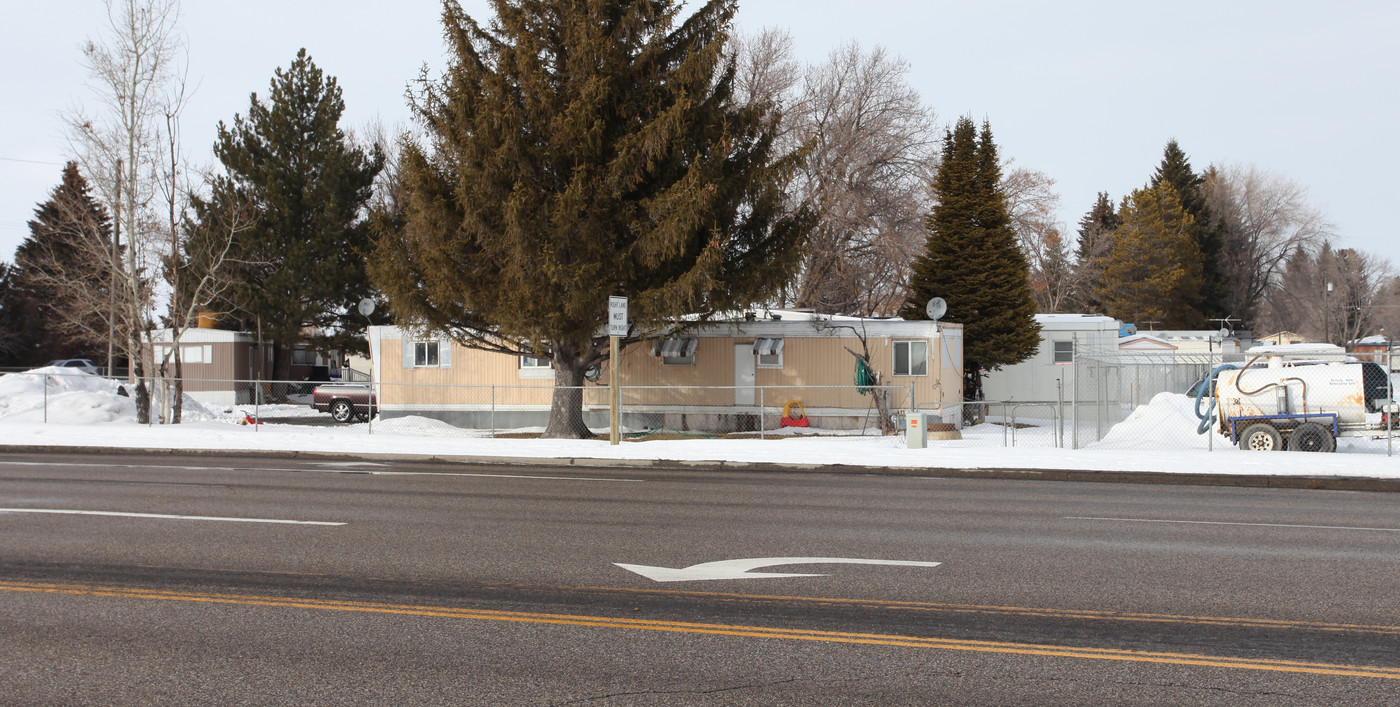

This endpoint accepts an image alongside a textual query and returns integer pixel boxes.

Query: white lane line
[374,471,640,482]
[1067,517,1400,533]
[0,508,344,526]
[0,460,639,482]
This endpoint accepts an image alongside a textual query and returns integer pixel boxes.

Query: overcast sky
[2,1,1396,282]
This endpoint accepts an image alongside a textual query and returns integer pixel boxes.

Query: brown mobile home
[146,328,345,405]
[367,312,963,432]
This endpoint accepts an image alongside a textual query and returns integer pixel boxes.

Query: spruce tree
[1071,191,1118,312]
[901,117,1040,403]
[369,0,814,438]
[1151,140,1225,320]
[11,162,115,364]
[0,262,22,365]
[1097,183,1205,328]
[192,49,383,379]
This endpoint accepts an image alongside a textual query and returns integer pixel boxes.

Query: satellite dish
[925,297,947,321]
[1218,328,1230,339]
[357,298,376,317]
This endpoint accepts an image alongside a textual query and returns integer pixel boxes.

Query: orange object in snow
[779,400,809,428]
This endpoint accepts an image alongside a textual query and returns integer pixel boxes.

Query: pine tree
[1151,140,1225,320]
[1070,191,1118,312]
[192,49,383,379]
[901,117,1040,402]
[11,162,115,364]
[369,0,814,438]
[0,262,22,365]
[1097,183,1205,328]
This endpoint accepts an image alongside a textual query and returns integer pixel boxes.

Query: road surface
[1,451,1397,704]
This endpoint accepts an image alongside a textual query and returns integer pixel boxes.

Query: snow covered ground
[2,368,1398,479]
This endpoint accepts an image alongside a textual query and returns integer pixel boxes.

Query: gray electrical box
[906,410,926,448]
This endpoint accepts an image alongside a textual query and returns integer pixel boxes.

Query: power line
[0,156,64,166]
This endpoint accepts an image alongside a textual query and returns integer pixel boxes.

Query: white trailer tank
[1208,344,1395,451]
[1215,361,1368,423]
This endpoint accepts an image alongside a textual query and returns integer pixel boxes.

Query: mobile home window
[292,348,316,366]
[893,340,928,376]
[414,341,439,367]
[653,337,697,366]
[1053,340,1074,363]
[181,345,213,364]
[752,338,784,368]
[521,355,551,369]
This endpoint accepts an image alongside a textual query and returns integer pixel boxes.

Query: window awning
[652,337,697,357]
[752,338,784,356]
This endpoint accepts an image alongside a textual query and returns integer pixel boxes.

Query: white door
[734,344,756,406]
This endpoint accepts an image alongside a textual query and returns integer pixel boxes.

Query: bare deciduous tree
[734,32,938,317]
[66,0,185,422]
[1001,167,1079,312]
[1259,242,1391,345]
[1206,164,1331,328]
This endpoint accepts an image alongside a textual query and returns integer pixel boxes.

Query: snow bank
[0,368,218,424]
[1088,392,1231,451]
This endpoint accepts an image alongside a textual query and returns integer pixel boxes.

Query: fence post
[1071,352,1079,450]
[490,385,496,438]
[759,386,764,440]
[254,380,260,433]
[367,381,375,436]
[43,375,49,424]
[1057,377,1064,449]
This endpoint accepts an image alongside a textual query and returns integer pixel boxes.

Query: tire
[1239,422,1282,451]
[1288,422,1336,453]
[330,399,355,424]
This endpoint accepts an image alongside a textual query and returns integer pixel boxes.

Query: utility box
[906,410,926,448]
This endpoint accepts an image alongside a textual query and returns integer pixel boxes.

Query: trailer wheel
[1239,423,1282,451]
[1289,422,1336,453]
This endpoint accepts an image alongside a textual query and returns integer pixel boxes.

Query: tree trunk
[132,355,150,424]
[172,347,183,423]
[543,347,592,439]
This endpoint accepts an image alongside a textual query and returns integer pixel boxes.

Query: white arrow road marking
[614,557,941,582]
[0,508,344,526]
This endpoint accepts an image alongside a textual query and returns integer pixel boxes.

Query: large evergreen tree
[192,49,383,379]
[0,262,23,365]
[369,0,814,438]
[1151,140,1226,320]
[1070,191,1118,312]
[901,117,1040,403]
[11,162,115,365]
[1097,183,1205,328]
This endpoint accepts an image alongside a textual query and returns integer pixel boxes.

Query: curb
[2,444,1399,493]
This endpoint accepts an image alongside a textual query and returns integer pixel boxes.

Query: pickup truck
[311,383,377,423]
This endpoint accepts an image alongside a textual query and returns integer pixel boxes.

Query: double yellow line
[3,579,1398,680]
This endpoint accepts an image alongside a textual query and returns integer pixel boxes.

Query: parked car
[45,359,101,375]
[311,382,377,423]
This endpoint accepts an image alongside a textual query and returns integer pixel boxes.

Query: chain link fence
[895,348,1398,455]
[2,359,1394,455]
[0,370,913,439]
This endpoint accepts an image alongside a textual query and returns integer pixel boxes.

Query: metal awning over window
[652,337,697,357]
[752,338,785,356]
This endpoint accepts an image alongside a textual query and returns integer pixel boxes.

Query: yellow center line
[556,584,1400,636]
[2,579,1398,680]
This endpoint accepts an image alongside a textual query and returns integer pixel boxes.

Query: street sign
[608,296,628,337]
[614,556,942,582]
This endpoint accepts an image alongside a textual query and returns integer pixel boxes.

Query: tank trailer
[1194,344,1396,452]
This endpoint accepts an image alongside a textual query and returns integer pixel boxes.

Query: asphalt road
[1,450,1398,705]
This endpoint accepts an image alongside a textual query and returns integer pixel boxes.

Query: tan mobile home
[367,312,963,432]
